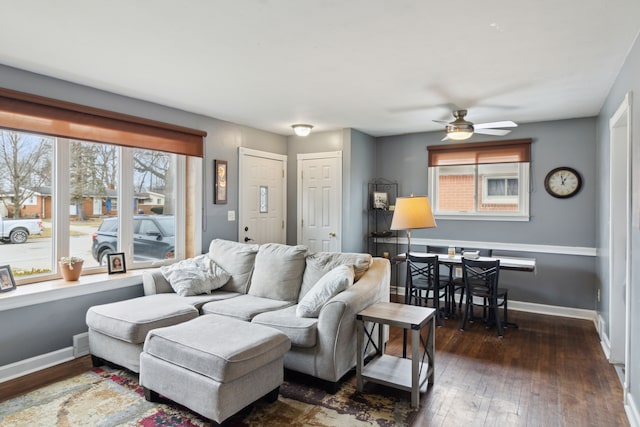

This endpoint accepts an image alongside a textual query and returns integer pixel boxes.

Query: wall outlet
[228,210,235,221]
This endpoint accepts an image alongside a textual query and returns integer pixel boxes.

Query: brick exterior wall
[438,175,518,212]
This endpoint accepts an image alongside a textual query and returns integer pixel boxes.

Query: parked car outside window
[91,215,175,265]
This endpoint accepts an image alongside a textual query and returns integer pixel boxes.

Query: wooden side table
[356,302,435,408]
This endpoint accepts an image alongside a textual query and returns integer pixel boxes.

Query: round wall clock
[544,167,582,198]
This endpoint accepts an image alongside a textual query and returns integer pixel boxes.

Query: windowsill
[0,269,152,312]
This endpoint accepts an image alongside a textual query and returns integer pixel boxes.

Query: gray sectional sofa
[86,239,390,388]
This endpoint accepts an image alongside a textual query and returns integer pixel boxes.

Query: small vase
[60,261,84,281]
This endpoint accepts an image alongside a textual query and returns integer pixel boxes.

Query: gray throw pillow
[248,243,308,301]
[160,254,231,297]
[208,239,259,293]
[296,264,354,318]
[299,252,372,300]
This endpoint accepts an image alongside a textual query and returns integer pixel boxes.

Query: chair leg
[493,298,503,337]
[459,293,470,330]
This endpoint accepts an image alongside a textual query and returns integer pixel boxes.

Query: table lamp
[390,195,437,256]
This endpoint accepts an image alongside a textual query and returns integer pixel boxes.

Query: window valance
[0,87,206,157]
[427,139,532,167]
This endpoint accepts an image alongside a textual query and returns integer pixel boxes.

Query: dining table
[393,251,536,320]
[393,251,536,354]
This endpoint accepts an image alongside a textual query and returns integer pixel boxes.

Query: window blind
[0,87,206,157]
[427,139,532,167]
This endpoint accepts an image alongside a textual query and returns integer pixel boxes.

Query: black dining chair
[406,254,443,326]
[426,245,458,316]
[459,257,511,337]
[449,247,493,316]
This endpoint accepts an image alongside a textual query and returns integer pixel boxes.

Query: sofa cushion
[248,243,307,302]
[202,294,294,321]
[299,252,372,300]
[143,314,291,383]
[144,291,242,312]
[160,254,231,296]
[86,294,199,344]
[296,264,354,318]
[208,239,259,294]
[252,305,318,348]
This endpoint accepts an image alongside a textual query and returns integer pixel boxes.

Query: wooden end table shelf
[356,302,435,408]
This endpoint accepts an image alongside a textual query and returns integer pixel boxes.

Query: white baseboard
[0,347,74,383]
[0,331,90,383]
[508,300,597,324]
[598,314,612,360]
[627,391,640,427]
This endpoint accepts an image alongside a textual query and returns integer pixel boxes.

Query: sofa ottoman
[86,294,200,372]
[139,314,291,424]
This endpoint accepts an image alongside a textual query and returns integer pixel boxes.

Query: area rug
[0,366,416,426]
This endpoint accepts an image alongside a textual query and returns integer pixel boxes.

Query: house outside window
[428,139,531,221]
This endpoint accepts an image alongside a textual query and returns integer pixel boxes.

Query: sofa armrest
[311,257,390,381]
[142,270,174,295]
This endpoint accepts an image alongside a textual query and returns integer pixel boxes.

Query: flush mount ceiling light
[292,124,313,137]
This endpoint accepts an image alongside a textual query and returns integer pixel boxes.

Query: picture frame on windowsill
[107,253,126,274]
[0,265,16,292]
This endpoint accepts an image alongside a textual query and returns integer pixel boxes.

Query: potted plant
[59,256,84,281]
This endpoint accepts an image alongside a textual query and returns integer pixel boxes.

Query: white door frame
[607,92,631,394]
[297,151,342,251]
[238,147,287,243]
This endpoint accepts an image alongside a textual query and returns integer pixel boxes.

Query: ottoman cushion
[143,314,291,383]
[86,294,199,344]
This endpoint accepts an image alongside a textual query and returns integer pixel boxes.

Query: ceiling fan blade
[474,120,517,129]
[433,120,451,125]
[474,128,512,136]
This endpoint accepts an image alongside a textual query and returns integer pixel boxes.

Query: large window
[0,88,205,284]
[428,139,531,220]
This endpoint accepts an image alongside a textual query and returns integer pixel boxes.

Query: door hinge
[282,220,285,229]
[282,169,285,178]
[301,219,304,227]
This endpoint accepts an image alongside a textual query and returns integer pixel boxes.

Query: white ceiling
[1,1,640,137]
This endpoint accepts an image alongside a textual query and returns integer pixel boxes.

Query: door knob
[244,237,254,242]
[329,232,336,237]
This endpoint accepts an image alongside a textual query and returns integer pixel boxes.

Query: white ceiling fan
[434,109,517,141]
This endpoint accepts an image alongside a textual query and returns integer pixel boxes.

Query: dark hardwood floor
[380,309,629,426]
[1,310,628,426]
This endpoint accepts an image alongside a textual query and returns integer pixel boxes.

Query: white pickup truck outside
[0,216,43,244]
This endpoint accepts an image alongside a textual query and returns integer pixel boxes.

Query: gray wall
[344,129,377,252]
[595,33,640,417]
[0,286,143,366]
[375,118,598,309]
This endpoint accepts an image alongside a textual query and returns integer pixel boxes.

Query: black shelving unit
[367,179,400,295]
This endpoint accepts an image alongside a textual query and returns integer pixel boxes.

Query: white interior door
[297,151,342,252]
[238,148,286,244]
[608,93,631,383]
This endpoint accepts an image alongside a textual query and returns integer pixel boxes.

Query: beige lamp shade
[390,195,437,230]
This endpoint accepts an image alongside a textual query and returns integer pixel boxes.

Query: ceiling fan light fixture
[292,124,313,137]
[446,124,474,140]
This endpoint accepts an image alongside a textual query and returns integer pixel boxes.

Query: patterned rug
[0,366,417,426]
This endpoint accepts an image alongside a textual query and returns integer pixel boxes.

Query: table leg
[356,318,364,392]
[411,326,420,408]
[427,315,435,385]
